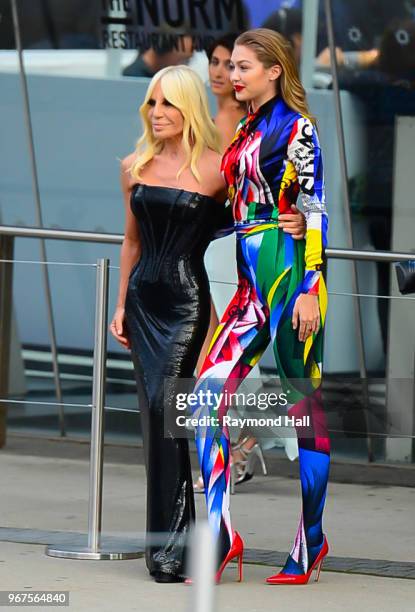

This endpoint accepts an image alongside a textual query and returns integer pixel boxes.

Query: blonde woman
[109,65,231,583]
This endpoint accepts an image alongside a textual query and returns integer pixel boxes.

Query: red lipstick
[234,84,245,92]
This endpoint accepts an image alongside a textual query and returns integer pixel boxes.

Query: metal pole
[88,257,109,551]
[187,522,217,612]
[0,226,413,263]
[323,0,372,460]
[0,235,14,448]
[300,0,319,89]
[46,259,141,559]
[0,225,123,243]
[10,0,65,436]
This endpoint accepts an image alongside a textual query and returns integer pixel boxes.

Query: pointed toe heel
[266,535,329,585]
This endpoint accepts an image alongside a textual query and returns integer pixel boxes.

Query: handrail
[327,248,414,263]
[0,225,121,244]
[0,224,413,263]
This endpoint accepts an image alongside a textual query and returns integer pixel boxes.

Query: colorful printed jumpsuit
[192,95,330,574]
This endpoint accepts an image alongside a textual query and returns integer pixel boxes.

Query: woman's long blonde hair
[130,65,222,182]
[235,28,315,124]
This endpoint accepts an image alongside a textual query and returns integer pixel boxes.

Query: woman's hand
[292,293,320,342]
[109,306,131,350]
[279,204,306,240]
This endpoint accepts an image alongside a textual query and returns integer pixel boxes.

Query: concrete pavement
[1,435,414,611]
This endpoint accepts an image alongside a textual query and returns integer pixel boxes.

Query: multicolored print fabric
[221,95,328,295]
[192,94,330,577]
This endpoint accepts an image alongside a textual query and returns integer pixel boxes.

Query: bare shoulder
[199,148,223,182]
[120,152,137,190]
[198,148,226,200]
[120,152,136,174]
[201,147,222,169]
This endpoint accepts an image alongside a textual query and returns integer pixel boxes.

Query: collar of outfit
[241,94,287,135]
[247,93,281,118]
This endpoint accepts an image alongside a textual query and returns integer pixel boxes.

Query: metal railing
[1,223,414,440]
[1,224,414,422]
[0,223,414,260]
[0,223,414,565]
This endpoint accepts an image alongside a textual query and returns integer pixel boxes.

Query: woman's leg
[282,390,330,574]
[193,298,220,493]
[267,236,330,574]
[130,353,196,580]
[125,279,210,580]
[192,275,270,564]
[196,297,219,376]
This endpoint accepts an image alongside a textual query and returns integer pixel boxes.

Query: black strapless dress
[124,184,230,582]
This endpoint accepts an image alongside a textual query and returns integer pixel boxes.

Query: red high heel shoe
[185,530,244,585]
[216,530,244,584]
[266,535,329,585]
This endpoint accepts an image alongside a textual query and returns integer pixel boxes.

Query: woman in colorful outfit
[191,28,330,585]
[194,32,305,493]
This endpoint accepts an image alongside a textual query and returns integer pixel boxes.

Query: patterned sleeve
[287,116,328,296]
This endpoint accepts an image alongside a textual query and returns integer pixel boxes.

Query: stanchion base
[45,543,142,560]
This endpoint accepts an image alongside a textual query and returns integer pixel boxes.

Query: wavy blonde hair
[131,65,222,182]
[235,28,316,124]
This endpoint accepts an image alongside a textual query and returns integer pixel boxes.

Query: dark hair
[206,33,238,62]
[261,9,302,45]
[379,19,415,82]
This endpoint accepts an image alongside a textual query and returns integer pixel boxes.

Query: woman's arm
[109,157,141,349]
[287,116,328,341]
[196,298,219,375]
[202,152,234,240]
[287,116,328,296]
[212,197,235,240]
[116,158,141,308]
